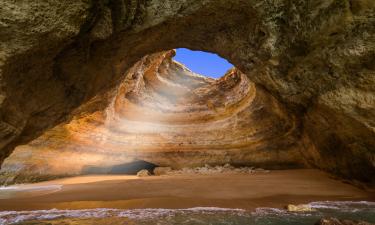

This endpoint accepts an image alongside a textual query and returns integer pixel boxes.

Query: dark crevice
[82,160,158,175]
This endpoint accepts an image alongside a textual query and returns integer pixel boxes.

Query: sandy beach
[0,169,374,211]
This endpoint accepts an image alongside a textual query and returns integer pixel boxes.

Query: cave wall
[0,51,305,184]
[0,0,374,182]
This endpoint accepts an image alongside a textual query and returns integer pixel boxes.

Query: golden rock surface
[0,52,304,183]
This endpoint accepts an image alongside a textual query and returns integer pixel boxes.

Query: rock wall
[0,51,305,183]
[0,0,374,183]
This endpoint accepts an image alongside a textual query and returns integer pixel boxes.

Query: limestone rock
[315,218,374,225]
[160,164,264,175]
[153,167,172,176]
[287,204,315,212]
[136,169,150,177]
[0,52,303,183]
[0,0,374,184]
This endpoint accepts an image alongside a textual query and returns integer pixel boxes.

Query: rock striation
[0,0,374,183]
[0,51,304,183]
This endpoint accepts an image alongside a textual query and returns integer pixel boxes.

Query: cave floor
[0,169,374,211]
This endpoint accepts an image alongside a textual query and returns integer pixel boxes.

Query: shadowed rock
[0,0,374,183]
[0,52,303,183]
[315,218,374,225]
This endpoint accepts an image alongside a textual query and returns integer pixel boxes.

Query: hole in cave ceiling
[173,48,234,79]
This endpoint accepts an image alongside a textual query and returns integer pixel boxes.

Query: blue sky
[173,48,233,79]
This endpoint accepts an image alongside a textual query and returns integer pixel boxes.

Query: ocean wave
[309,201,375,210]
[0,202,374,225]
[0,185,61,191]
[0,207,246,224]
[0,185,62,200]
[252,207,318,217]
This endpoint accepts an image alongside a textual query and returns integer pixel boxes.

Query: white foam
[0,202,374,225]
[0,207,247,224]
[187,207,244,211]
[309,201,375,209]
[0,185,62,200]
[0,186,19,190]
[252,207,318,217]
[0,185,61,191]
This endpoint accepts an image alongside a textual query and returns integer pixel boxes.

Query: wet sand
[0,169,374,211]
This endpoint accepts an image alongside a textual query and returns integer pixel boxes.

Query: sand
[0,169,374,211]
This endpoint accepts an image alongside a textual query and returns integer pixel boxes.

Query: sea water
[0,201,374,225]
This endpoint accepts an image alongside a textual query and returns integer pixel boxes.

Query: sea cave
[0,1,374,224]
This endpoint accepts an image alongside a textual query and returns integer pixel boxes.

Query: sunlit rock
[153,167,172,176]
[0,51,304,184]
[136,169,151,177]
[0,0,374,183]
[287,204,315,212]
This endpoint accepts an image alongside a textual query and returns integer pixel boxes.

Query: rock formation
[0,0,374,183]
[315,218,374,225]
[0,51,304,183]
[287,204,314,212]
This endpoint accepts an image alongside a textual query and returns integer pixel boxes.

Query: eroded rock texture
[0,52,304,183]
[0,0,374,182]
[315,218,374,225]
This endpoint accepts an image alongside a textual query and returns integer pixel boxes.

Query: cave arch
[0,50,305,184]
[0,0,374,183]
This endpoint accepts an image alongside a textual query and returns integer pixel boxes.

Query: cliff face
[0,0,374,182]
[0,51,305,183]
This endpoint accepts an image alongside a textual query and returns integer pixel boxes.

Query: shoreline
[0,169,374,211]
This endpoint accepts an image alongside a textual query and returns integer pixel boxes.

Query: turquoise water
[0,201,374,225]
